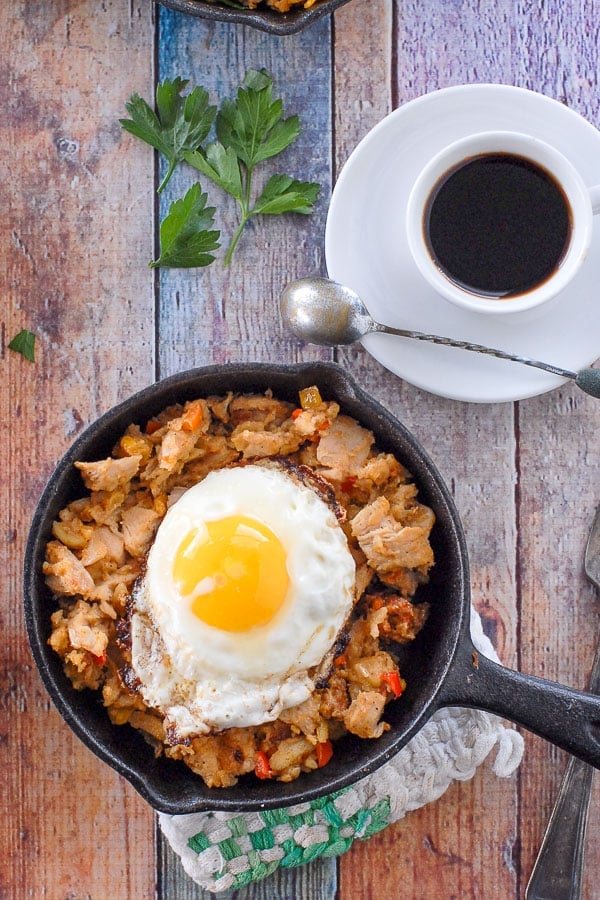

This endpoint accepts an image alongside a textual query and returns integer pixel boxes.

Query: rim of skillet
[23,361,470,814]
[156,0,352,36]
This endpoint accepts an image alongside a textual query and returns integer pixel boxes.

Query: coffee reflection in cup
[406,132,599,315]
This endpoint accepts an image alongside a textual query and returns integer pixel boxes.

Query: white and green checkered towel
[159,609,524,893]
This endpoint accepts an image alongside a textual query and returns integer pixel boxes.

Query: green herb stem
[224,215,249,267]
[158,158,177,195]
[222,165,254,266]
[244,164,253,213]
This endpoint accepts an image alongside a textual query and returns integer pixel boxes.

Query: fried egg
[129,464,355,737]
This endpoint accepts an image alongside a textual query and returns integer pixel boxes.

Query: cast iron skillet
[157,0,352,36]
[24,362,600,814]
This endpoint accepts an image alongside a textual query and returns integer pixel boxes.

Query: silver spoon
[280,276,600,399]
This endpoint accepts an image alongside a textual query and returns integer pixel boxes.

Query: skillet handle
[437,639,600,768]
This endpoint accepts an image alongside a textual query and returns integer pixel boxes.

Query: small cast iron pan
[156,0,352,36]
[24,362,600,814]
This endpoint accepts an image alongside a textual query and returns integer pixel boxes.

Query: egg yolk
[173,515,290,632]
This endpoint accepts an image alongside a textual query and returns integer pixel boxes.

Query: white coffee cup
[406,131,600,315]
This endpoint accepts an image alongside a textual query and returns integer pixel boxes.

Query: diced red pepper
[334,652,347,668]
[341,476,357,493]
[145,419,162,435]
[254,751,273,780]
[291,408,303,420]
[92,651,107,666]
[381,671,404,699]
[316,740,334,768]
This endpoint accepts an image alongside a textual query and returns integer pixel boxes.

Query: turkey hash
[45,386,434,787]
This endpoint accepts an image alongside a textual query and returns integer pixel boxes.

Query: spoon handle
[525,636,600,899]
[372,323,577,379]
[525,757,594,900]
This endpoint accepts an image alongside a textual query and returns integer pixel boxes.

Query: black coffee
[424,152,572,298]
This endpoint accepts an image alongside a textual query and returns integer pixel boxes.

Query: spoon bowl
[280,276,375,345]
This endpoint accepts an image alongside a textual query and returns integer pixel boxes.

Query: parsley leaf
[185,143,244,201]
[151,184,220,269]
[120,78,216,193]
[216,69,301,168]
[185,69,320,265]
[8,329,36,362]
[252,175,321,216]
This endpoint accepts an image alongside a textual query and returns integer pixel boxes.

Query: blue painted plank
[156,6,334,376]
[155,6,338,898]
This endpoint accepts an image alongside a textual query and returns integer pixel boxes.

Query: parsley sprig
[121,70,320,267]
[185,70,320,265]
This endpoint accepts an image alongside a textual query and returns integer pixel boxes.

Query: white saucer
[325,84,600,403]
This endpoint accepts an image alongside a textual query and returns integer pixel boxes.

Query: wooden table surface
[3,1,600,897]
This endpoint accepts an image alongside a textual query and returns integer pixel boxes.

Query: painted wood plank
[354,0,597,896]
[517,387,600,900]
[156,8,334,375]
[334,0,520,896]
[0,2,157,897]
[510,3,600,896]
[155,7,337,898]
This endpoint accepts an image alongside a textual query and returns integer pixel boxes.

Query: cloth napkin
[159,609,524,893]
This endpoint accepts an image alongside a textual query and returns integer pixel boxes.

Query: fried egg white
[129,464,355,737]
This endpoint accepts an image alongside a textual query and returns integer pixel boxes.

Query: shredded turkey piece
[45,388,435,788]
[350,495,434,574]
